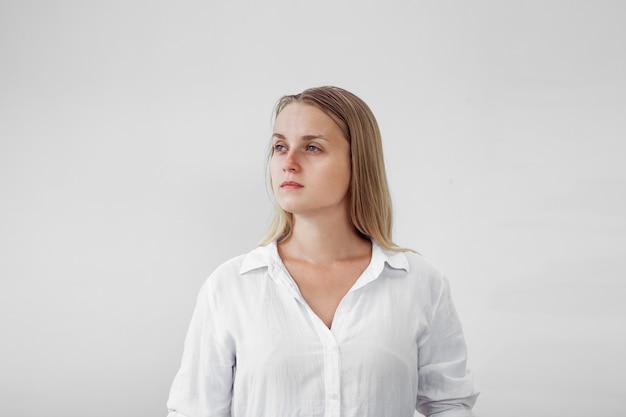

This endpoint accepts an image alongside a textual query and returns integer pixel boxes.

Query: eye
[273,143,286,152]
[306,144,321,152]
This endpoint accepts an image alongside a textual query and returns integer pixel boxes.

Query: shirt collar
[239,239,409,275]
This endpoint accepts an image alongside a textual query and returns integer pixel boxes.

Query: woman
[166,86,478,417]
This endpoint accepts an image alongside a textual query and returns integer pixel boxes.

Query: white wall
[1,1,624,416]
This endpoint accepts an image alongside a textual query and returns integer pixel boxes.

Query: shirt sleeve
[166,280,236,417]
[415,275,479,417]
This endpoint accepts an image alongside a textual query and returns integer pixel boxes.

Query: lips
[280,180,303,188]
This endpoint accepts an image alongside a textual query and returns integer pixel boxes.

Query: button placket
[305,312,342,417]
[323,336,341,417]
[272,258,350,416]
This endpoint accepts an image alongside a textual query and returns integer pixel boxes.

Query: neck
[279,210,371,264]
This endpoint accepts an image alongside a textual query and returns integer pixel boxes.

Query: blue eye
[274,144,286,152]
[306,145,321,152]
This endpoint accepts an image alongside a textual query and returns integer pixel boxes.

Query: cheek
[328,160,352,194]
[336,157,352,184]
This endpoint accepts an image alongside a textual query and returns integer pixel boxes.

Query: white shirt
[166,241,478,417]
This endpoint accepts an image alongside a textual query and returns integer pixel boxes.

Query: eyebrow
[272,133,329,141]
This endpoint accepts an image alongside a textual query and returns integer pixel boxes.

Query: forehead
[274,103,344,138]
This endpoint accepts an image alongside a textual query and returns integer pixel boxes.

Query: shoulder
[201,244,274,292]
[210,253,249,279]
[403,251,444,281]
[383,247,444,282]
[387,249,449,302]
[388,250,462,329]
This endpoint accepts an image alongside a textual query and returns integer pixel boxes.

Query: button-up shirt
[166,240,478,417]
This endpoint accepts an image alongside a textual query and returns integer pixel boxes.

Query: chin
[277,204,305,215]
[276,201,309,215]
[276,197,305,213]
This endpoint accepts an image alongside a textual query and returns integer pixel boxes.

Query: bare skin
[278,232,371,328]
[272,103,372,328]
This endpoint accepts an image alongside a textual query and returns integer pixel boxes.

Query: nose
[282,149,300,172]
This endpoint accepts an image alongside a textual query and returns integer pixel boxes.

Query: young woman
[166,86,478,417]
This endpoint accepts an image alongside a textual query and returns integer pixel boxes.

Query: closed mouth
[281,181,303,187]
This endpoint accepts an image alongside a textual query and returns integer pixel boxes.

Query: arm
[415,276,478,417]
[166,281,235,417]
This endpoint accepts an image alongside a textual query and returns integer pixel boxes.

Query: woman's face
[270,102,351,219]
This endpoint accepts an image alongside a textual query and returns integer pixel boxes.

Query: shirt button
[329,345,337,352]
[329,393,338,400]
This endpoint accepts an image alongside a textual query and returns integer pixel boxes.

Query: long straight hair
[258,86,408,252]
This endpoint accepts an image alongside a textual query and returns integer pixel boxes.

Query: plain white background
[1,1,625,416]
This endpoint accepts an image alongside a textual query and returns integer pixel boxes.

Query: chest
[228,272,426,402]
[283,257,370,328]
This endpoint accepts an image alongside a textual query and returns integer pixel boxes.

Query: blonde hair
[258,86,408,252]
